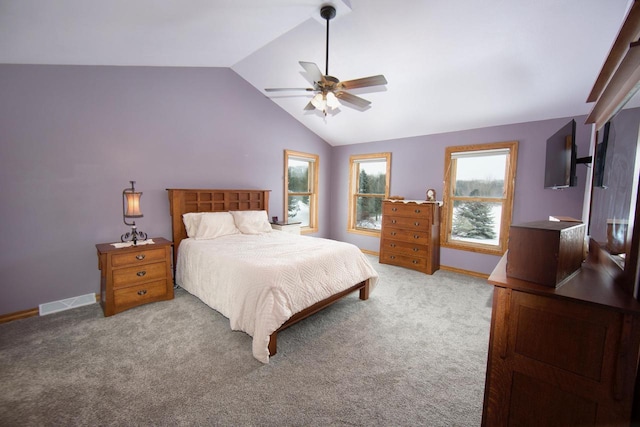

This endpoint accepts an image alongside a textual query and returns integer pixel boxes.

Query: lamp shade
[121,180,147,244]
[124,190,143,218]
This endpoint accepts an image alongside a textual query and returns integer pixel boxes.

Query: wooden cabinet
[379,200,440,274]
[96,237,173,316]
[482,253,640,426]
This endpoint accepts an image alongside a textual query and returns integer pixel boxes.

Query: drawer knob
[136,271,146,277]
[136,254,146,260]
[390,243,396,248]
[412,260,418,264]
[413,235,420,239]
[137,290,147,296]
[414,222,420,226]
[390,255,396,259]
[413,248,419,252]
[391,232,397,236]
[392,207,397,211]
[391,219,397,224]
[414,209,421,213]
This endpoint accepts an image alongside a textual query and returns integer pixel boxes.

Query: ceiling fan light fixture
[326,91,340,109]
[311,93,326,111]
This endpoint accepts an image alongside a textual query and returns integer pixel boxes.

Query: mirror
[586,2,640,298]
[588,102,640,270]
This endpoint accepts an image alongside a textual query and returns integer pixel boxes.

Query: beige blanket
[176,231,379,363]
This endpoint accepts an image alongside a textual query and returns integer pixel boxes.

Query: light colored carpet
[0,255,494,426]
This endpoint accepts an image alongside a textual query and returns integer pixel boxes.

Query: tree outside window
[442,142,518,255]
[284,150,318,233]
[348,153,391,235]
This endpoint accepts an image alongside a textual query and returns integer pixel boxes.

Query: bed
[167,189,379,363]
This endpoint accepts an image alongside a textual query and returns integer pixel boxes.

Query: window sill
[347,228,381,238]
[442,240,505,256]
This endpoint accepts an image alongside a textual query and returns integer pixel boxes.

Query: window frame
[284,149,319,234]
[347,152,391,236]
[441,141,518,255]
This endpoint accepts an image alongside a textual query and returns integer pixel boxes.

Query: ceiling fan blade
[335,91,371,108]
[338,75,388,90]
[299,61,324,83]
[265,87,314,92]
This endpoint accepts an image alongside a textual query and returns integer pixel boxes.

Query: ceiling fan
[265,5,388,116]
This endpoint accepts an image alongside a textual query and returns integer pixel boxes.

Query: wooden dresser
[482,251,640,426]
[96,237,173,316]
[379,200,440,274]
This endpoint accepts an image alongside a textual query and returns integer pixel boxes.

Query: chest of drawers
[96,237,173,316]
[379,200,440,274]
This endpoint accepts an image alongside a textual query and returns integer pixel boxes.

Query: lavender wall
[329,117,590,275]
[0,63,593,315]
[0,64,331,315]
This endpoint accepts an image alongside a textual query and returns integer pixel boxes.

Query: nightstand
[96,237,173,316]
[270,221,302,235]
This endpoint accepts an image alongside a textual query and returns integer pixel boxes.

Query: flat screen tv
[544,119,577,189]
[593,121,611,188]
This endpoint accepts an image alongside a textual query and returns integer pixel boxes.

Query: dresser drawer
[112,261,167,288]
[383,202,432,220]
[380,252,428,270]
[111,247,167,268]
[382,227,430,244]
[113,280,168,309]
[382,239,430,258]
[383,215,431,230]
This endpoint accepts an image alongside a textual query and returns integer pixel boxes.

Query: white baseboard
[39,293,96,316]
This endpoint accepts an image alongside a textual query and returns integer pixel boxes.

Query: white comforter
[176,231,379,363]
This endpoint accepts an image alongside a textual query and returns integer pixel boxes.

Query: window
[442,141,518,255]
[348,153,391,235]
[284,150,318,233]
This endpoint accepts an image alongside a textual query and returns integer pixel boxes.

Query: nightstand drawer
[111,247,167,267]
[113,280,168,309]
[112,261,167,288]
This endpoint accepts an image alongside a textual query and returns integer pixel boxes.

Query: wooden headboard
[166,189,270,271]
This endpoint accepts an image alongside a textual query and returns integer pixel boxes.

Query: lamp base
[121,227,148,245]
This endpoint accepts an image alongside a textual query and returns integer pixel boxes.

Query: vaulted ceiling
[0,0,632,145]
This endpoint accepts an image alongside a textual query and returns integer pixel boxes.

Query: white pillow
[183,212,240,240]
[230,210,272,234]
[182,212,204,238]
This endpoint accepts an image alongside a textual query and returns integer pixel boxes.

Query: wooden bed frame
[166,188,370,357]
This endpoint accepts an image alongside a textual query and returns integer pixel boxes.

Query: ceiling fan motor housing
[320,5,336,20]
